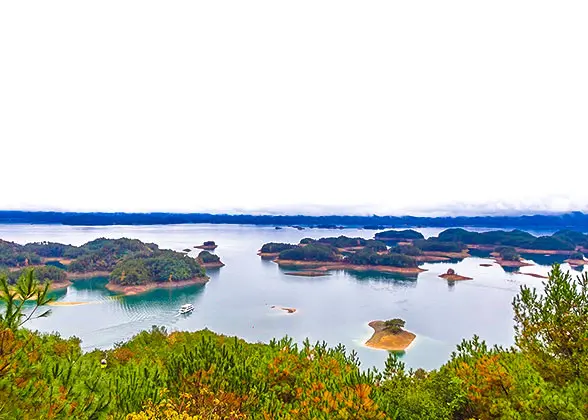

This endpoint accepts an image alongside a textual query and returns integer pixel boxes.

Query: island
[195,241,218,250]
[197,250,225,268]
[259,237,426,275]
[258,242,298,258]
[374,229,424,242]
[565,252,586,268]
[439,268,472,281]
[365,319,416,351]
[0,237,209,296]
[492,246,533,268]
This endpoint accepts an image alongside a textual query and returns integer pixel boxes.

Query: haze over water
[3,223,585,371]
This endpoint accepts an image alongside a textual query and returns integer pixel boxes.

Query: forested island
[196,250,225,268]
[0,237,209,295]
[259,228,587,277]
[1,265,587,418]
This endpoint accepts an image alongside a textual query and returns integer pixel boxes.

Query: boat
[179,304,194,314]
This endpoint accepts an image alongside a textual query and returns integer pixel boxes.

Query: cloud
[0,1,587,217]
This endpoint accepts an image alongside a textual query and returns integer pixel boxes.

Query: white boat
[179,303,194,314]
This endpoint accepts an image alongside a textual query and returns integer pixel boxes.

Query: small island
[195,241,218,250]
[197,250,225,268]
[365,319,416,351]
[439,268,472,281]
[565,252,586,268]
[492,246,533,268]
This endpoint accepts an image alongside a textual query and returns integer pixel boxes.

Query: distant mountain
[0,211,587,230]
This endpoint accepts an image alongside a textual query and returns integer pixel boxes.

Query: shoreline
[275,259,425,274]
[365,320,416,351]
[195,244,218,250]
[494,259,533,268]
[67,271,112,279]
[468,244,574,255]
[439,273,472,281]
[105,277,209,296]
[201,261,225,269]
[565,258,586,267]
[49,280,73,291]
[422,251,470,259]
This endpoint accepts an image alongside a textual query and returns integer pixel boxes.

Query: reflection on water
[520,253,568,266]
[3,223,585,371]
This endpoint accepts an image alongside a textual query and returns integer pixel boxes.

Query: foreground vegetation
[1,265,587,418]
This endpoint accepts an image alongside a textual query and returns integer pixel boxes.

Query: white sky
[1,1,587,216]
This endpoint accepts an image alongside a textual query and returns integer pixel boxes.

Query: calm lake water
[2,224,586,371]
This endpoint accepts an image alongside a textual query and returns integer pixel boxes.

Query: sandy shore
[48,301,92,306]
[468,244,573,255]
[415,255,449,262]
[195,244,218,250]
[514,272,548,279]
[257,252,280,258]
[41,257,73,265]
[494,259,533,268]
[270,305,297,314]
[201,261,225,269]
[565,259,586,267]
[422,251,470,259]
[49,280,73,291]
[275,259,425,274]
[67,271,112,279]
[439,273,472,281]
[284,271,331,277]
[105,277,209,296]
[365,320,416,351]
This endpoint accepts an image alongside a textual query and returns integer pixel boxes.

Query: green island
[259,229,588,277]
[195,241,218,250]
[1,264,587,418]
[0,237,209,296]
[268,238,425,275]
[196,250,225,268]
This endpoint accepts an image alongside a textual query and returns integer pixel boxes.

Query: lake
[2,223,585,371]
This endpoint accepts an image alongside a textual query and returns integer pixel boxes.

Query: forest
[0,265,587,418]
[0,238,207,287]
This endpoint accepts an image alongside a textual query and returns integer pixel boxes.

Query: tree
[513,264,588,385]
[0,268,53,330]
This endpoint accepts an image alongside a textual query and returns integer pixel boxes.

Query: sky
[1,1,587,217]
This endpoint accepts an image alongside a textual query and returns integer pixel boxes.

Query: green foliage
[494,246,520,261]
[347,248,418,267]
[260,242,297,253]
[513,264,588,385]
[5,265,67,285]
[197,250,220,264]
[383,318,405,334]
[68,238,158,273]
[374,229,425,241]
[413,238,465,253]
[391,244,423,256]
[570,251,585,260]
[0,239,41,268]
[364,240,388,252]
[22,241,83,258]
[279,243,339,262]
[0,269,53,330]
[316,235,367,248]
[110,250,206,285]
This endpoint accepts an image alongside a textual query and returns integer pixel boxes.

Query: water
[1,224,585,371]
